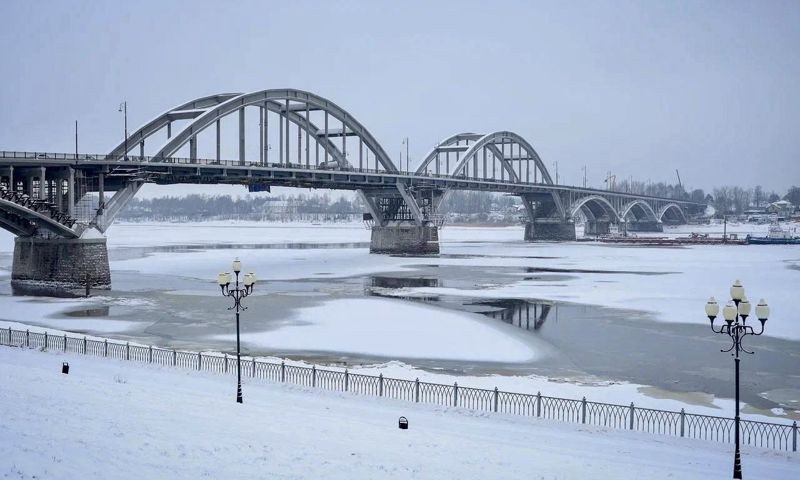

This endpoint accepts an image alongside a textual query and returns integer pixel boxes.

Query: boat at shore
[746,224,800,245]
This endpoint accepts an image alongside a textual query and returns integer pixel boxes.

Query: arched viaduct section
[0,88,701,290]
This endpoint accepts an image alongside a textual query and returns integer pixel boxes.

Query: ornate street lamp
[705,279,769,479]
[218,258,256,403]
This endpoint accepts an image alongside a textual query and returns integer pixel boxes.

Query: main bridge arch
[112,89,399,173]
[415,131,553,184]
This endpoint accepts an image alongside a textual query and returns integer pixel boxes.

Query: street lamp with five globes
[218,258,256,404]
[705,279,769,479]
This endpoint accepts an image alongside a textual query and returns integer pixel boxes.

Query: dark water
[362,272,800,413]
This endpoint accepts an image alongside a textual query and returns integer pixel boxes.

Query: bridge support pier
[11,236,111,291]
[524,221,577,242]
[370,222,439,255]
[626,221,663,233]
[584,221,610,236]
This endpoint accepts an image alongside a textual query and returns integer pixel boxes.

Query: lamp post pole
[705,280,770,479]
[119,101,128,160]
[218,258,257,404]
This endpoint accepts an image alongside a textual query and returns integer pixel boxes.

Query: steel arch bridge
[0,88,703,289]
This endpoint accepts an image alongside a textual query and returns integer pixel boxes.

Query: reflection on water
[63,306,111,317]
[365,274,556,332]
[369,276,439,289]
[10,282,87,298]
[471,299,554,331]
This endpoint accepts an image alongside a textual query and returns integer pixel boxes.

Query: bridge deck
[0,151,702,206]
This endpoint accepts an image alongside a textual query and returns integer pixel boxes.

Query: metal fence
[1,326,796,452]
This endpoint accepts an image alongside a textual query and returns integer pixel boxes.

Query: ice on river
[105,221,800,341]
[214,297,541,362]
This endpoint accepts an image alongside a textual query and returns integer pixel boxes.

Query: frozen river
[0,221,798,421]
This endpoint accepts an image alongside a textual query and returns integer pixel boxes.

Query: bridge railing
[0,150,703,205]
[1,326,795,452]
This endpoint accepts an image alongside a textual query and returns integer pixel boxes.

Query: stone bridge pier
[520,193,577,241]
[12,236,111,290]
[360,185,442,255]
[523,220,577,241]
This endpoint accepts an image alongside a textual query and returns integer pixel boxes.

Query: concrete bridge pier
[11,236,111,291]
[584,221,611,236]
[369,222,439,255]
[524,220,577,242]
[626,221,664,233]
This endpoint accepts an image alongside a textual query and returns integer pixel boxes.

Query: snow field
[1,346,796,480]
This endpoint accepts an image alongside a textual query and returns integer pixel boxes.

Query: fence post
[126,342,130,361]
[379,373,384,396]
[197,352,202,370]
[312,365,317,388]
[281,361,286,382]
[581,397,587,424]
[44,331,48,350]
[536,392,542,417]
[172,349,176,366]
[415,378,420,403]
[104,339,107,357]
[64,334,67,352]
[453,382,458,407]
[148,345,152,363]
[344,369,349,392]
[494,387,499,413]
[224,354,228,373]
[7,326,10,345]
[26,329,29,347]
[251,358,255,377]
[680,409,686,437]
[629,403,635,430]
[793,421,797,452]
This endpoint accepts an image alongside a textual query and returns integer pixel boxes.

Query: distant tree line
[709,185,798,216]
[118,185,800,222]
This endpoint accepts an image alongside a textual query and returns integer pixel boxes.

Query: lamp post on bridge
[705,280,770,479]
[118,101,128,160]
[218,258,257,404]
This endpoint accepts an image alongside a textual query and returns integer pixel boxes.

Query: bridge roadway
[0,87,703,291]
[0,150,700,203]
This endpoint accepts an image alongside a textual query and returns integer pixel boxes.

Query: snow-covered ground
[1,346,796,480]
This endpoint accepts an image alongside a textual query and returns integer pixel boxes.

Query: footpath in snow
[1,347,796,480]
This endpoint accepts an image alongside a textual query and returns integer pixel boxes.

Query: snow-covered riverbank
[1,346,796,480]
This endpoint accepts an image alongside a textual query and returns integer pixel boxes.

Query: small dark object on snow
[398,416,408,430]
[62,362,69,374]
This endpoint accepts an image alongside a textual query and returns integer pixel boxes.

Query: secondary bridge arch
[569,195,621,222]
[415,131,553,184]
[619,200,659,222]
[658,203,688,223]
[152,89,399,173]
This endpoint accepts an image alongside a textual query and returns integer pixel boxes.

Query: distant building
[767,200,794,217]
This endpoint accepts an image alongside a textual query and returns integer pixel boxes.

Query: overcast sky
[0,0,798,197]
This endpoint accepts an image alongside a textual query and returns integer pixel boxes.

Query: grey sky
[1,0,798,196]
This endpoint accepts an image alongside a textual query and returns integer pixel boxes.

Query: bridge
[0,88,702,290]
